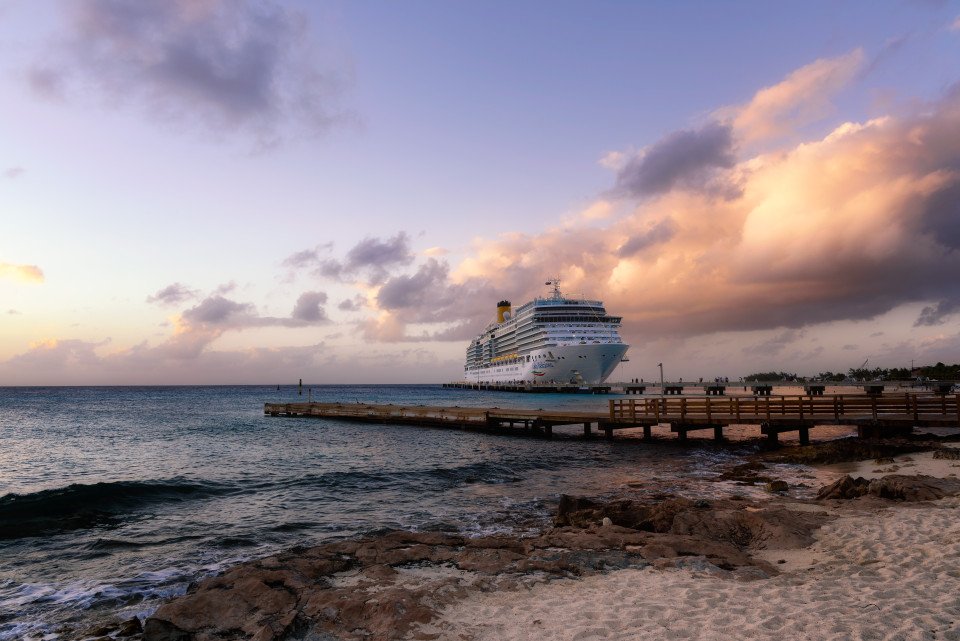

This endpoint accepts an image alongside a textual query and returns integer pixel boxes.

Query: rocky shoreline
[79,436,960,641]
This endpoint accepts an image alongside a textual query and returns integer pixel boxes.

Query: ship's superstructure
[463,280,629,385]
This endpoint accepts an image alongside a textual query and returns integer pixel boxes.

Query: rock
[143,494,834,641]
[766,481,789,493]
[671,506,825,550]
[933,449,960,460]
[555,497,693,532]
[555,494,599,525]
[88,624,118,637]
[719,462,772,485]
[866,474,960,501]
[117,617,143,637]
[765,439,934,465]
[455,548,525,573]
[874,457,895,464]
[816,475,870,500]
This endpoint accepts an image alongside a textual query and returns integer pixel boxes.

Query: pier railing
[609,393,960,425]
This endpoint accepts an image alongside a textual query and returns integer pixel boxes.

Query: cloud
[291,291,328,323]
[146,282,198,306]
[728,49,865,145]
[285,233,414,284]
[357,258,499,342]
[448,67,960,341]
[614,121,736,197]
[7,309,20,315]
[376,259,449,311]
[0,337,330,385]
[282,242,333,269]
[337,295,366,312]
[741,329,806,357]
[3,167,24,179]
[617,218,676,257]
[915,297,960,326]
[181,295,255,326]
[32,0,352,145]
[950,16,960,32]
[0,262,44,283]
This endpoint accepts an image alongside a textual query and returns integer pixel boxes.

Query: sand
[418,452,960,641]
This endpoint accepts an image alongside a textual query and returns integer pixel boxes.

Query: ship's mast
[545,277,562,300]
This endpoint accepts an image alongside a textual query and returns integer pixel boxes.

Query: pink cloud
[0,262,45,283]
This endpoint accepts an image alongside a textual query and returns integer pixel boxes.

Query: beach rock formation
[817,473,960,502]
[867,474,960,501]
[144,496,813,641]
[816,475,871,500]
[144,469,958,641]
[933,448,960,460]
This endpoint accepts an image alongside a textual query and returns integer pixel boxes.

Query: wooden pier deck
[265,393,960,444]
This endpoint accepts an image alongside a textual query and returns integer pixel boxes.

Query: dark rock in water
[874,457,895,464]
[816,475,870,500]
[88,624,118,637]
[766,439,934,465]
[719,462,772,485]
[765,481,789,493]
[694,499,711,509]
[556,494,599,524]
[554,496,694,532]
[117,617,143,637]
[867,474,960,501]
[933,449,960,460]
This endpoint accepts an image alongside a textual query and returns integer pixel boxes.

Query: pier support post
[677,426,687,442]
[544,424,553,438]
[766,429,779,446]
[583,422,592,437]
[604,427,614,440]
[798,427,810,446]
[643,425,652,440]
[713,426,723,442]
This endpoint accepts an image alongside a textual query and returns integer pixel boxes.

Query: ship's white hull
[464,343,629,385]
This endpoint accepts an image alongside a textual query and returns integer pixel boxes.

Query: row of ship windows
[482,327,620,343]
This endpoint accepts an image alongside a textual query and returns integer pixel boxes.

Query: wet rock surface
[762,437,957,465]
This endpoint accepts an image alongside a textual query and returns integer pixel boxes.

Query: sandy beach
[421,498,960,641]
[128,437,960,641]
[418,445,960,641]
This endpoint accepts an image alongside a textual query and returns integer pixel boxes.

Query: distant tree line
[743,372,799,382]
[744,362,960,382]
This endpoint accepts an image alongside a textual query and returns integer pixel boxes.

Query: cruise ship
[463,280,629,385]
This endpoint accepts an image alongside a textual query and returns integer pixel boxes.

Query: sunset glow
[2,1,960,384]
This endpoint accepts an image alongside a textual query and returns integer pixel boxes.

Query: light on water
[0,385,758,639]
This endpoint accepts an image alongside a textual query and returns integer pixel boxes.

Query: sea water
[0,385,757,639]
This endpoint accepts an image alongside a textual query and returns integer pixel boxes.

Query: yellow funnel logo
[496,300,511,323]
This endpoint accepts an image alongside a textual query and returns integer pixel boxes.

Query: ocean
[1,385,769,639]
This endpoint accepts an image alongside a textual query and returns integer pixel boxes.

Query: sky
[2,0,960,385]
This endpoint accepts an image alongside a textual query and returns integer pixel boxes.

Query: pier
[265,393,960,444]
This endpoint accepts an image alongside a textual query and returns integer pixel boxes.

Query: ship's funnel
[496,300,511,323]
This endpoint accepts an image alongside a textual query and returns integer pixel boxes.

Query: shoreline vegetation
[742,361,960,383]
[75,433,960,641]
